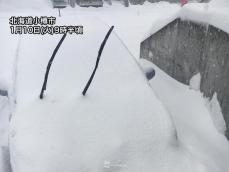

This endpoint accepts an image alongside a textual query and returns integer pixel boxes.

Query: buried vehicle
[9,18,175,172]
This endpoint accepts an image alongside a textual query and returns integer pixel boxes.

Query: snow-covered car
[9,18,174,172]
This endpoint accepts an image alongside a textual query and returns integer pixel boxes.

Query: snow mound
[206,93,226,134]
[189,73,201,91]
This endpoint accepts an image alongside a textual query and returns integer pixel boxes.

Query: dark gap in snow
[0,90,8,97]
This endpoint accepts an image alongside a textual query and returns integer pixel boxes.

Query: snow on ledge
[143,3,229,41]
[179,3,229,34]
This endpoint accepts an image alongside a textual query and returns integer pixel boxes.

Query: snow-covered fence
[140,18,229,138]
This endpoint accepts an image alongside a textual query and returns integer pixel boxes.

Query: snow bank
[142,2,229,43]
[206,93,226,134]
[189,73,201,91]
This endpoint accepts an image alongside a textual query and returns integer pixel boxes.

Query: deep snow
[0,1,229,172]
[9,17,176,172]
[140,59,229,172]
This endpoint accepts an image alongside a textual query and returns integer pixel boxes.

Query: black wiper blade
[82,26,114,96]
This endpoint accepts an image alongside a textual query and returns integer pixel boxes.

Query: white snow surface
[189,73,201,91]
[10,17,177,172]
[143,2,229,41]
[178,3,229,35]
[0,17,19,91]
[206,93,226,134]
[0,1,228,172]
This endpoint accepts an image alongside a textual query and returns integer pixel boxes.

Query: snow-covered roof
[144,3,229,41]
[179,3,229,34]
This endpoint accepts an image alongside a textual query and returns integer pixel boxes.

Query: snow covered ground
[0,1,229,172]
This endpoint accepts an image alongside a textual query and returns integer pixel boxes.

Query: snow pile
[188,73,226,134]
[142,2,229,43]
[206,93,226,134]
[141,59,229,172]
[189,73,201,91]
